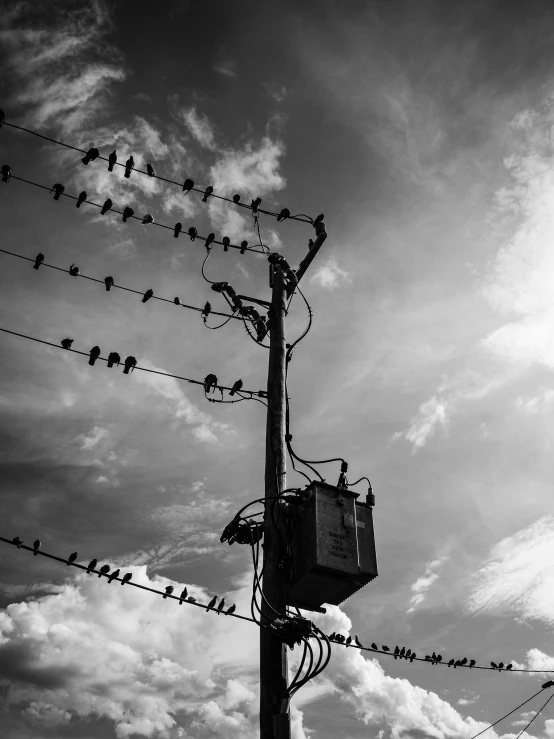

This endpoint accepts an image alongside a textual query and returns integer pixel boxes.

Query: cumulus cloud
[407,555,449,613]
[309,256,351,290]
[179,106,217,150]
[392,394,450,451]
[466,515,554,627]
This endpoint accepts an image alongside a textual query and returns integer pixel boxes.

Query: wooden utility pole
[260,265,289,739]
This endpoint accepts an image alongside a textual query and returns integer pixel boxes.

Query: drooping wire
[467,686,553,739]
[0,326,266,397]
[513,692,554,739]
[2,119,315,224]
[0,248,242,322]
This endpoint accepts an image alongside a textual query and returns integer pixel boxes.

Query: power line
[4,171,268,255]
[0,326,266,398]
[1,117,316,224]
[468,686,553,739]
[0,248,244,322]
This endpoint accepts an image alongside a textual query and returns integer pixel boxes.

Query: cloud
[133,92,153,104]
[407,555,449,613]
[213,57,237,79]
[458,695,479,706]
[309,256,351,290]
[107,238,137,260]
[76,426,109,451]
[466,515,554,626]
[515,389,554,413]
[392,395,450,451]
[179,106,217,150]
[263,83,290,103]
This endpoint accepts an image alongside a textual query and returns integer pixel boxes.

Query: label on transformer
[315,487,360,574]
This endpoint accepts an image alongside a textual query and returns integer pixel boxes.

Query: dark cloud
[0,642,79,689]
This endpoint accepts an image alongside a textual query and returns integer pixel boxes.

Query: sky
[0,0,554,737]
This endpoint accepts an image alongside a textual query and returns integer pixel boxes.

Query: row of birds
[11,538,237,615]
[327,634,514,670]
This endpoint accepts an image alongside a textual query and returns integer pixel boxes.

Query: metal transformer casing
[286,481,378,612]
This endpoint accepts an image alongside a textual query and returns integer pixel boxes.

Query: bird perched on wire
[202,185,213,202]
[124,155,134,178]
[203,374,218,393]
[108,150,117,171]
[188,226,197,241]
[88,346,101,366]
[400,647,406,658]
[405,649,412,660]
[382,645,390,652]
[226,604,236,615]
[122,206,134,222]
[86,558,98,574]
[277,208,290,222]
[108,568,120,583]
[107,352,120,368]
[222,236,230,251]
[187,596,196,603]
[142,289,154,303]
[146,163,155,177]
[436,655,443,664]
[491,661,498,669]
[33,253,44,270]
[81,147,99,165]
[459,657,466,666]
[1,164,11,183]
[142,213,154,225]
[123,356,137,374]
[182,178,194,194]
[229,380,243,396]
[498,662,504,670]
[204,233,215,250]
[506,663,513,670]
[51,183,65,200]
[33,539,40,556]
[173,223,182,238]
[202,302,211,318]
[174,297,181,305]
[164,586,174,599]
[469,659,476,668]
[69,264,80,276]
[61,338,73,350]
[354,636,363,648]
[121,573,132,585]
[206,595,217,611]
[179,588,188,603]
[431,651,436,662]
[67,552,78,564]
[104,276,114,291]
[345,636,352,646]
[232,194,240,203]
[448,659,455,667]
[101,198,112,215]
[76,191,87,208]
[12,537,23,548]
[409,652,416,662]
[217,598,225,614]
[98,564,110,577]
[251,197,262,213]
[371,642,378,650]
[394,646,399,659]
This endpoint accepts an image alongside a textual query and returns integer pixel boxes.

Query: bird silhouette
[86,559,97,574]
[469,659,476,668]
[431,652,436,662]
[345,636,352,646]
[543,680,554,689]
[173,223,182,238]
[232,194,241,203]
[425,655,432,662]
[206,596,217,611]
[251,197,262,213]
[336,635,345,643]
[328,633,336,641]
[188,226,197,241]
[76,190,87,208]
[101,198,112,215]
[69,264,80,276]
[204,233,215,250]
[174,297,181,305]
[354,636,363,648]
[226,604,236,615]
[498,662,504,670]
[491,661,498,669]
[277,208,290,222]
[107,568,120,583]
[217,598,225,614]
[448,659,455,667]
[98,564,110,577]
[204,374,218,393]
[454,660,460,668]
[146,163,155,177]
[51,183,65,200]
[437,655,443,664]
[123,356,137,374]
[104,276,114,291]
[382,645,390,652]
[400,647,406,658]
[202,302,211,318]
[33,253,44,270]
[122,206,134,222]
[33,539,40,556]
[187,596,196,603]
[506,664,513,670]
[12,537,23,548]
[182,178,194,194]
[394,646,399,659]
[459,657,466,665]
[409,653,416,662]
[81,147,99,165]
[240,240,248,254]
[108,150,117,171]
[371,643,378,650]
[88,346,101,366]
[124,156,134,178]
[67,552,78,564]
[202,185,213,202]
[121,573,132,585]
[405,649,412,659]
[142,213,154,225]
[164,586,174,599]
[142,289,154,303]
[1,164,11,183]
[229,380,243,396]
[179,588,188,602]
[222,236,230,251]
[61,338,73,350]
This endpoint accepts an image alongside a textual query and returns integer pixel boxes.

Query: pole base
[273,712,290,739]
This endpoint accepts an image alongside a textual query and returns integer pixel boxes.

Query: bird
[409,653,416,662]
[51,183,65,200]
[202,185,213,202]
[107,352,120,369]
[108,150,117,171]
[122,206,134,222]
[187,596,196,603]
[469,659,476,668]
[543,680,554,689]
[182,178,194,194]
[448,659,455,667]
[206,595,218,611]
[217,598,225,614]
[491,661,498,669]
[328,633,336,641]
[425,655,432,662]
[277,208,290,222]
[371,643,378,650]
[88,346,101,366]
[345,636,352,646]
[506,664,513,670]
[459,657,466,666]
[163,586,174,599]
[81,147,99,165]
[240,240,248,254]
[104,276,114,291]
[76,190,87,208]
[188,226,197,241]
[100,198,112,215]
[251,197,262,213]
[314,213,325,224]
[173,223,182,238]
[12,537,23,548]
[142,213,154,225]
[405,649,412,660]
[336,635,345,643]
[354,636,363,648]
[86,558,98,574]
[222,236,230,251]
[232,194,240,203]
[382,645,390,652]
[174,297,181,305]
[67,552,78,564]
[124,155,134,178]
[498,662,504,670]
[107,568,120,583]
[437,655,443,664]
[121,573,132,585]
[146,163,155,177]
[229,380,243,396]
[394,646,399,659]
[123,356,137,374]
[431,651,437,662]
[33,539,40,556]
[454,660,460,668]
[204,232,215,250]
[226,604,236,615]
[69,263,80,276]
[61,338,73,350]
[203,374,218,393]
[400,647,406,658]
[1,164,11,183]
[142,289,154,303]
[179,588,188,603]
[33,253,44,270]
[98,564,110,577]
[202,302,211,318]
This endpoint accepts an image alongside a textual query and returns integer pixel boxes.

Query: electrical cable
[2,118,316,224]
[6,172,267,255]
[200,250,216,285]
[0,248,242,322]
[467,687,552,739]
[513,692,554,739]
[0,326,266,398]
[203,311,238,330]
[241,312,271,348]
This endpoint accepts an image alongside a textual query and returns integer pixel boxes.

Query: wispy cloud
[310,256,351,290]
[392,395,450,451]
[407,555,449,613]
[179,106,217,150]
[76,425,109,451]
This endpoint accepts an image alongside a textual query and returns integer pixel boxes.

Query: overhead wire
[467,686,553,739]
[1,118,315,224]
